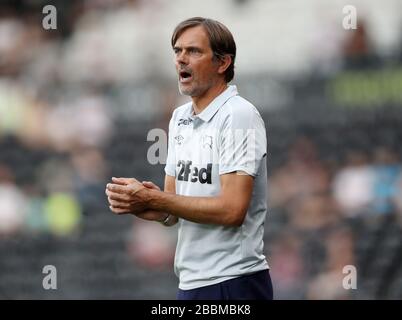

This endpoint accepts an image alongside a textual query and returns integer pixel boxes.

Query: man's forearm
[144,189,244,227]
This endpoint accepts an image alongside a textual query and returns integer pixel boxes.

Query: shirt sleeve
[218,104,267,177]
[164,115,176,177]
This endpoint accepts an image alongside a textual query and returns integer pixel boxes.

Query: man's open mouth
[179,71,193,83]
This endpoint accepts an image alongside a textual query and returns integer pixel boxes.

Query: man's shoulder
[171,101,192,119]
[222,94,261,119]
[167,101,192,129]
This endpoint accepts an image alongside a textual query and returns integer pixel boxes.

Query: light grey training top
[165,85,269,290]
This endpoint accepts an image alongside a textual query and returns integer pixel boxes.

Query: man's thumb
[142,181,159,190]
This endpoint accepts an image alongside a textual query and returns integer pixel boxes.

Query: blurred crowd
[1,0,402,299]
[267,137,402,299]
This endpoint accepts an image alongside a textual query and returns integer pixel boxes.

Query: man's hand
[106,177,168,222]
[106,177,148,215]
[135,180,169,222]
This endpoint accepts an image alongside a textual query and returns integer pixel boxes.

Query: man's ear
[217,55,232,75]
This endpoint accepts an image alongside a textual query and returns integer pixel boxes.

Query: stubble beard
[178,77,215,97]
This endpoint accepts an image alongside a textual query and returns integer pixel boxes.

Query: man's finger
[109,205,130,215]
[110,179,127,186]
[108,199,130,209]
[107,183,129,194]
[106,190,130,202]
[112,177,139,185]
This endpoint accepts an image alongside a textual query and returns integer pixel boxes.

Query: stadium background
[1,0,402,299]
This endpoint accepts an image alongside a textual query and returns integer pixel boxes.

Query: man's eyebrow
[186,46,202,51]
[173,45,202,51]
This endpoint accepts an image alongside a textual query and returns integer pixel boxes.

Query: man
[106,17,273,300]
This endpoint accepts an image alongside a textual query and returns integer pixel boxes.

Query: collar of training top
[191,85,239,123]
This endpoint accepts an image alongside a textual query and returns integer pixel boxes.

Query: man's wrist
[143,188,159,209]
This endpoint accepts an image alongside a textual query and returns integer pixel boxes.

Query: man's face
[173,25,220,97]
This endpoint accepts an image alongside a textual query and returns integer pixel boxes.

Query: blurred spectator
[394,175,402,227]
[269,137,330,210]
[289,192,340,231]
[0,11,26,76]
[43,192,82,237]
[17,98,50,150]
[24,183,48,234]
[37,158,76,194]
[35,158,83,237]
[71,146,109,208]
[332,150,375,217]
[70,93,113,148]
[0,164,27,237]
[45,93,113,152]
[371,147,401,214]
[307,226,355,300]
[0,80,30,137]
[127,219,175,269]
[268,232,305,299]
[61,1,156,85]
[342,20,381,70]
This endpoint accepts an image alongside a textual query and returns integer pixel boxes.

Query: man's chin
[178,84,194,96]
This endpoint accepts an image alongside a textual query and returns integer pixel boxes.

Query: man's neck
[191,81,228,115]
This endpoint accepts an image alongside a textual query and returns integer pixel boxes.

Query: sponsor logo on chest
[177,160,212,184]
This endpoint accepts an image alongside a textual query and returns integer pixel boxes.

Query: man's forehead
[175,25,209,46]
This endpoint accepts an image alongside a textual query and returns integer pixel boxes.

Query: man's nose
[175,51,189,65]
